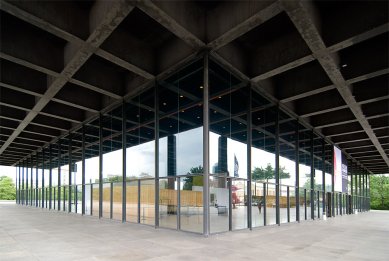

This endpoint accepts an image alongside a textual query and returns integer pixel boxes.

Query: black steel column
[295,122,300,222]
[275,106,280,225]
[58,141,61,211]
[310,131,314,220]
[18,165,21,204]
[68,135,72,213]
[331,147,335,217]
[82,126,86,215]
[36,153,38,207]
[247,85,252,230]
[21,161,24,205]
[350,161,353,213]
[263,183,267,226]
[359,171,361,212]
[123,101,127,223]
[322,139,325,217]
[25,159,29,205]
[203,53,210,236]
[99,114,103,218]
[154,86,159,227]
[49,144,52,210]
[42,149,45,208]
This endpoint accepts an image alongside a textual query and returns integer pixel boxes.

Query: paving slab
[1,202,388,261]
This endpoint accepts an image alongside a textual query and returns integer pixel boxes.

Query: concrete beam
[208,1,282,50]
[135,0,205,49]
[0,0,134,155]
[281,0,389,168]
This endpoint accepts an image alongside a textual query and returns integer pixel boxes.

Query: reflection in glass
[180,175,203,233]
[210,176,229,233]
[140,179,155,225]
[159,178,177,229]
[126,180,138,223]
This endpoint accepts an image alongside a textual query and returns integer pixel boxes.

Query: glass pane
[112,183,122,220]
[210,176,229,233]
[180,175,203,233]
[126,180,138,223]
[140,179,155,225]
[252,181,265,227]
[159,178,177,229]
[232,179,247,230]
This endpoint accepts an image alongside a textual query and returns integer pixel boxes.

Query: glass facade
[15,55,371,235]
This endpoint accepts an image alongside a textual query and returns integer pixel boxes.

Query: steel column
[295,122,300,222]
[122,101,127,223]
[154,85,159,227]
[263,182,267,226]
[275,106,280,225]
[247,85,252,230]
[310,131,314,220]
[68,135,72,213]
[42,150,45,208]
[203,53,210,236]
[99,113,103,218]
[82,126,86,215]
[58,141,61,211]
[322,139,325,216]
[49,144,52,210]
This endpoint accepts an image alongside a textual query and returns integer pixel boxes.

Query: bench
[216,205,227,215]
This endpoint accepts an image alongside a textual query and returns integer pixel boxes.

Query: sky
[2,127,387,187]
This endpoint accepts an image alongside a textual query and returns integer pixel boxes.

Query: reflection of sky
[64,127,331,186]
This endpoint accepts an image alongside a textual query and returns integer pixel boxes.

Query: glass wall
[125,86,155,225]
[299,126,312,221]
[102,106,123,220]
[209,60,248,232]
[158,59,203,232]
[15,55,368,235]
[84,121,100,217]
[279,112,297,224]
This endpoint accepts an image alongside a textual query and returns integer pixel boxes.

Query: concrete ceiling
[0,0,388,174]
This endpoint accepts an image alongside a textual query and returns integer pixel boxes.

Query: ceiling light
[180,95,184,98]
[163,102,167,106]
[341,64,347,68]
[200,86,203,89]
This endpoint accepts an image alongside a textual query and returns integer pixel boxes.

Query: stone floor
[1,201,388,261]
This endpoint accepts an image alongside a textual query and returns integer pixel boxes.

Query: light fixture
[180,95,184,98]
[200,86,203,89]
[218,96,222,99]
[163,102,167,106]
[341,64,348,68]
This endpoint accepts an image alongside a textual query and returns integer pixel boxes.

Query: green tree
[0,176,16,200]
[252,163,290,181]
[183,166,203,190]
[370,175,389,210]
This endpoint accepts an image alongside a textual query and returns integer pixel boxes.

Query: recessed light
[169,125,173,128]
[180,95,184,98]
[341,64,347,68]
[197,116,200,119]
[200,86,203,89]
[163,102,167,106]
[218,96,222,99]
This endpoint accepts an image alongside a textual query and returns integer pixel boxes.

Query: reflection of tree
[183,166,203,190]
[302,177,331,192]
[370,175,389,210]
[0,176,16,200]
[252,163,290,181]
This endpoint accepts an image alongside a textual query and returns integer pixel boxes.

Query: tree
[0,176,16,200]
[252,163,290,181]
[370,175,389,210]
[183,166,203,190]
